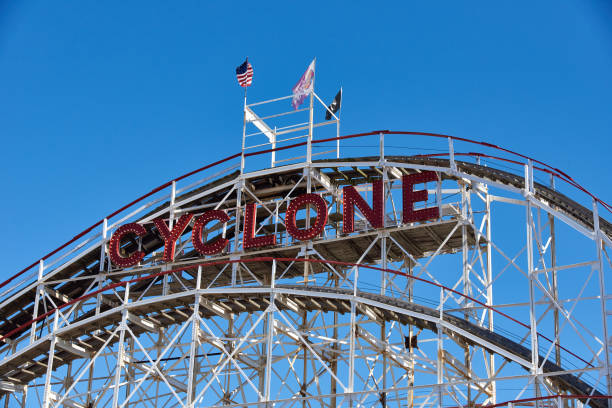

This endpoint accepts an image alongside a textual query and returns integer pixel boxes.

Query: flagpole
[244,86,248,112]
[243,57,249,108]
[240,84,248,175]
[307,58,315,165]
[304,58,316,286]
[337,86,342,159]
[244,57,249,106]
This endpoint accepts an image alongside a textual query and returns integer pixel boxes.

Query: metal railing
[2,130,610,311]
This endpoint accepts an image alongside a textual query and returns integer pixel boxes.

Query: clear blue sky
[1,1,611,276]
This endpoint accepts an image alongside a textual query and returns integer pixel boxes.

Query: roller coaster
[0,91,610,408]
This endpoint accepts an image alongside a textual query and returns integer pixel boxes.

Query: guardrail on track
[3,130,610,309]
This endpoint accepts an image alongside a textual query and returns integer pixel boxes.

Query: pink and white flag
[291,59,315,109]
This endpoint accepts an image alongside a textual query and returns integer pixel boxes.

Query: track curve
[0,284,605,407]
[1,155,609,342]
[1,143,609,406]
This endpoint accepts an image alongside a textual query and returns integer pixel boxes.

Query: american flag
[235,59,253,87]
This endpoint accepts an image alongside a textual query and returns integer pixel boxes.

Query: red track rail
[3,130,609,296]
[0,257,594,371]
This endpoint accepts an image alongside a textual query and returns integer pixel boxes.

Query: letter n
[342,180,384,233]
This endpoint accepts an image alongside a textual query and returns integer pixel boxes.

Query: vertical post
[307,168,312,231]
[407,260,415,408]
[549,174,561,367]
[42,311,59,408]
[225,316,233,404]
[461,182,471,306]
[20,385,28,408]
[437,324,444,408]
[87,354,94,407]
[112,283,130,408]
[187,266,202,406]
[437,287,444,408]
[380,230,388,407]
[232,182,243,286]
[264,260,276,404]
[30,260,44,344]
[525,161,541,399]
[302,167,316,400]
[379,132,385,163]
[271,126,277,168]
[99,218,108,271]
[64,362,73,404]
[436,173,442,217]
[259,312,265,400]
[163,182,177,296]
[593,199,611,399]
[169,181,176,228]
[124,337,134,408]
[380,233,387,295]
[348,300,356,407]
[97,218,108,319]
[381,318,387,408]
[301,310,308,408]
[349,264,358,406]
[448,137,457,172]
[486,191,496,403]
[381,163,388,293]
[301,168,313,285]
[461,182,473,405]
[331,271,339,408]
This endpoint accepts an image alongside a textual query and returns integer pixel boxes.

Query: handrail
[3,130,610,297]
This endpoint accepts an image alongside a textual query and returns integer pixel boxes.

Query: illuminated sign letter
[342,180,384,233]
[402,171,439,223]
[243,203,276,249]
[109,223,147,268]
[192,210,230,255]
[285,193,328,241]
[154,213,194,262]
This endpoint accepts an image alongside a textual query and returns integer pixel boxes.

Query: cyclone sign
[109,171,440,268]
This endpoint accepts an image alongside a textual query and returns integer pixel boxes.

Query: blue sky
[1,0,612,276]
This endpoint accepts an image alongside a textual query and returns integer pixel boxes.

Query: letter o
[285,193,328,241]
